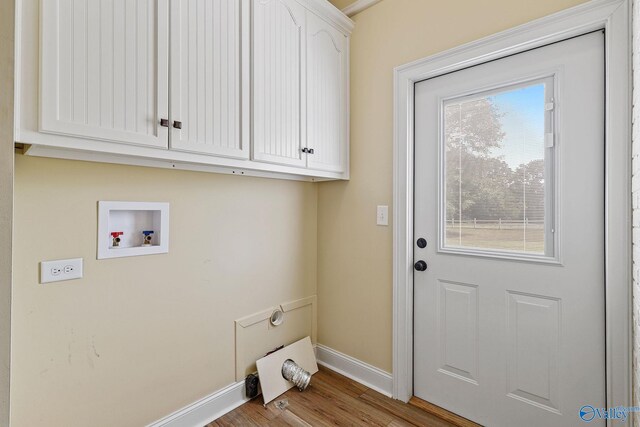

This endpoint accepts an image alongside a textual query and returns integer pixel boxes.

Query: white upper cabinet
[306,12,347,173]
[40,0,169,148]
[24,0,352,180]
[169,0,248,159]
[251,0,307,168]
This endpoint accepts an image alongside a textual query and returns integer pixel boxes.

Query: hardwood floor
[208,366,479,426]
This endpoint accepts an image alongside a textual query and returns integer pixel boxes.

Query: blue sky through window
[489,83,545,169]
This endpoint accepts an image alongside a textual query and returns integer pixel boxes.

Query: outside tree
[444,98,544,223]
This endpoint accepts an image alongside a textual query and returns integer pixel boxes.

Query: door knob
[173,120,183,129]
[414,260,427,271]
[160,118,169,127]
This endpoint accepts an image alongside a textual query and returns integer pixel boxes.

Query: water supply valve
[110,232,123,247]
[142,230,154,247]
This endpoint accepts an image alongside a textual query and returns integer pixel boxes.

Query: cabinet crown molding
[303,0,355,33]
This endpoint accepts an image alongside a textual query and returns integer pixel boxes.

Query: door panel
[438,281,479,384]
[507,292,561,412]
[252,0,306,167]
[169,0,246,158]
[40,0,169,148]
[413,32,605,427]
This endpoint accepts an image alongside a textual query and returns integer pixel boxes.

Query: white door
[169,0,248,159]
[252,0,307,168]
[40,0,169,148]
[413,32,605,427]
[306,12,347,173]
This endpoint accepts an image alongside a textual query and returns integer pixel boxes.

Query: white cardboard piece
[255,336,318,405]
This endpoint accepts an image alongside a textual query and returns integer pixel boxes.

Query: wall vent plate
[97,201,169,259]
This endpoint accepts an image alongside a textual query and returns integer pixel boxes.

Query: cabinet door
[252,0,306,167]
[306,13,347,173]
[169,0,248,159]
[40,0,169,148]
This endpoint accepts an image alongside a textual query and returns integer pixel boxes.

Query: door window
[441,78,555,258]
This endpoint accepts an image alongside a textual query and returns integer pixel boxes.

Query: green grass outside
[445,226,544,253]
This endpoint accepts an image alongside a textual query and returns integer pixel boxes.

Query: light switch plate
[40,258,83,283]
[377,205,389,226]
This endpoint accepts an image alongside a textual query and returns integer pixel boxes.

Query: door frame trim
[392,0,631,423]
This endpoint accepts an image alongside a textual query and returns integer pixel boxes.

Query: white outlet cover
[377,205,389,226]
[41,258,83,283]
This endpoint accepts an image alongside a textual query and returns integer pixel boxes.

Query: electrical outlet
[40,258,83,283]
[377,205,389,226]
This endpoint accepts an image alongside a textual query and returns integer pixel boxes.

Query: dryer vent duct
[281,359,311,391]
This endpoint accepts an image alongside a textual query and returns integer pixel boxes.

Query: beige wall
[317,0,589,373]
[11,155,317,426]
[0,0,14,425]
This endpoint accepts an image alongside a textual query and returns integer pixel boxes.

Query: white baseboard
[315,344,393,397]
[148,345,393,427]
[147,381,249,427]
